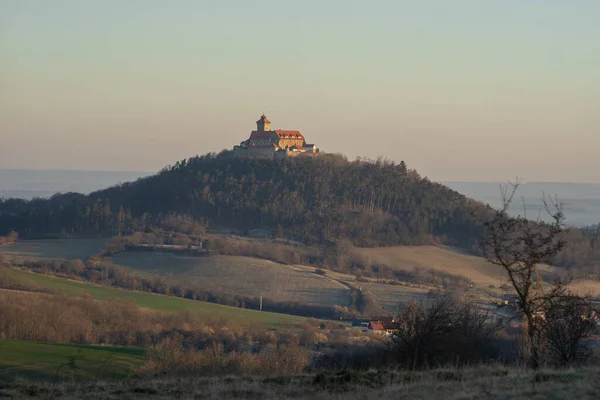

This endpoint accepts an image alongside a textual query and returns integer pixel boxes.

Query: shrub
[392,293,503,369]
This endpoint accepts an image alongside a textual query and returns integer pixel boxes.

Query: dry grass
[357,246,506,286]
[357,282,430,312]
[357,246,600,297]
[2,367,598,399]
[112,253,352,307]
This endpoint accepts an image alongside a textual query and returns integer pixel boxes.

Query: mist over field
[444,181,600,227]
[0,169,152,199]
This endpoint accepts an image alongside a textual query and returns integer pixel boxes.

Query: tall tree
[482,181,589,368]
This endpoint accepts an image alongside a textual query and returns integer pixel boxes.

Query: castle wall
[278,138,304,149]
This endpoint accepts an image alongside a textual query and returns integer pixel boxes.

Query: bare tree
[394,293,457,369]
[543,294,597,366]
[393,293,501,369]
[483,180,577,369]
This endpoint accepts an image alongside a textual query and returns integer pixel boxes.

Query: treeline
[6,259,361,320]
[582,224,600,238]
[1,153,599,273]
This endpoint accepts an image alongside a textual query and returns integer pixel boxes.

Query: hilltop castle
[233,115,318,157]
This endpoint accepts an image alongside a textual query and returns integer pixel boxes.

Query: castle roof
[274,130,304,140]
[249,130,276,140]
[256,114,271,124]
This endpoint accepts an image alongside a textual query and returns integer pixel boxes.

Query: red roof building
[368,321,385,331]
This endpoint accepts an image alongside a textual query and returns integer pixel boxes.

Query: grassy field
[0,339,146,382]
[0,238,107,262]
[2,268,308,326]
[359,282,430,312]
[112,253,352,307]
[357,245,507,286]
[0,366,597,399]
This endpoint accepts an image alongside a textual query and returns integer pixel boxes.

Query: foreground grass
[1,367,598,399]
[3,268,308,326]
[0,340,146,382]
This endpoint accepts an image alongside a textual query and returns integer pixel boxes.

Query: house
[368,321,385,333]
[366,317,401,336]
[576,305,600,324]
[233,114,319,156]
[500,294,519,308]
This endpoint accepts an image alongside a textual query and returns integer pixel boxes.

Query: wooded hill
[0,153,598,273]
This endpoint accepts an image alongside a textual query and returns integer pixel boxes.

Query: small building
[367,317,401,336]
[500,294,519,308]
[368,321,385,333]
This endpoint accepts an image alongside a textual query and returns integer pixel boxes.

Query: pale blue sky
[1,0,599,182]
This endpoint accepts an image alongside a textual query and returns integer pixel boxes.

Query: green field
[0,238,108,262]
[3,268,308,326]
[113,253,352,307]
[0,339,146,381]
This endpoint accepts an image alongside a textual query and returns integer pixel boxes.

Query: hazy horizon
[2,1,599,182]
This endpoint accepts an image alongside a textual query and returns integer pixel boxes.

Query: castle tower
[256,114,271,132]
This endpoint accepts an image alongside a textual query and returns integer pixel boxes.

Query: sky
[1,0,599,182]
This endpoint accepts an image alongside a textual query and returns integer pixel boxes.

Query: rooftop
[256,114,271,124]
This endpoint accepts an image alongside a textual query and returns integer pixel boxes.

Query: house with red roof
[233,115,318,156]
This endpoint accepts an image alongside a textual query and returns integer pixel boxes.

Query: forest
[0,152,598,274]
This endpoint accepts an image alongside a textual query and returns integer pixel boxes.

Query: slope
[2,268,308,326]
[0,339,145,382]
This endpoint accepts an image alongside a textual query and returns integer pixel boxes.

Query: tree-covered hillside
[0,154,490,248]
[0,153,598,273]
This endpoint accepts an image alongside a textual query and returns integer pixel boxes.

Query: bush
[392,293,503,369]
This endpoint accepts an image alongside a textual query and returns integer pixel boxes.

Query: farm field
[290,264,431,311]
[112,253,352,307]
[0,339,146,382]
[359,282,430,312]
[0,238,107,262]
[2,268,308,326]
[357,246,505,286]
[357,246,600,297]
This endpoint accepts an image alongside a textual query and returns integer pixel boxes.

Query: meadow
[2,268,308,326]
[1,366,598,399]
[356,245,600,296]
[5,238,598,319]
[0,339,145,382]
[357,245,506,286]
[112,253,352,307]
[0,238,107,262]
